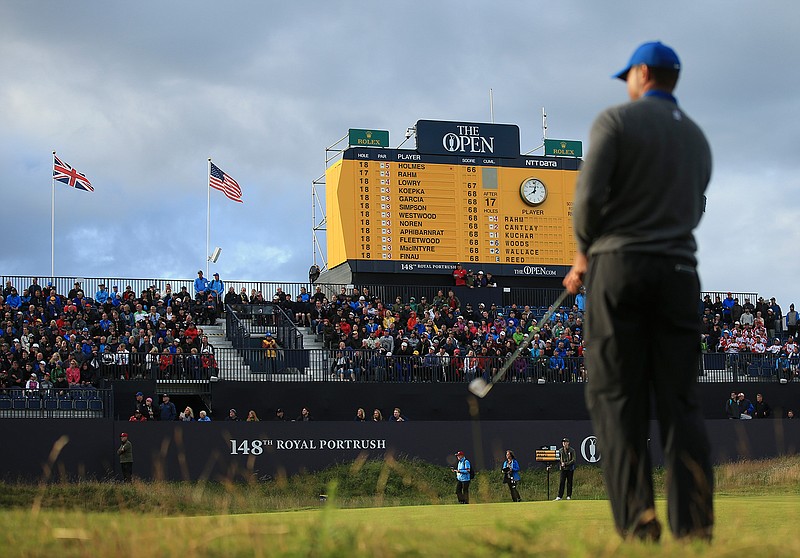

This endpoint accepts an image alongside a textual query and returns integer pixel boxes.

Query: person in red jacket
[452,263,467,286]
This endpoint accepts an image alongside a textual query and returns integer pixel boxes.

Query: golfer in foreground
[563,41,714,541]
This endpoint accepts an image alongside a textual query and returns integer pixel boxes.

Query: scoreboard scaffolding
[325,120,581,279]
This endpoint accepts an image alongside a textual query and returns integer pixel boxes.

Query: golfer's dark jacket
[573,94,711,264]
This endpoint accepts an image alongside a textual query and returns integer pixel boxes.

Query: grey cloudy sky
[1,1,798,306]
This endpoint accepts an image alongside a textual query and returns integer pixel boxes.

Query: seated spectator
[246,410,260,421]
[197,410,211,421]
[354,408,367,422]
[372,408,384,422]
[24,373,40,397]
[180,406,194,421]
[129,409,147,422]
[227,408,240,421]
[65,359,81,386]
[296,407,312,421]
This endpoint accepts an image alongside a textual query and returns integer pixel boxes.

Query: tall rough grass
[2,455,800,514]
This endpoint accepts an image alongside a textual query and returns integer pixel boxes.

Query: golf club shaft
[485,288,570,387]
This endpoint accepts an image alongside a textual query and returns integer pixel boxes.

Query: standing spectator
[180,406,195,421]
[753,394,772,418]
[725,391,739,419]
[208,273,224,301]
[308,264,321,283]
[770,298,783,336]
[555,437,576,500]
[133,391,146,415]
[575,286,586,313]
[786,304,798,339]
[563,41,713,540]
[501,449,522,502]
[262,333,278,373]
[452,451,471,504]
[737,393,754,418]
[194,271,209,298]
[142,397,159,421]
[159,393,177,421]
[452,263,467,286]
[117,432,133,482]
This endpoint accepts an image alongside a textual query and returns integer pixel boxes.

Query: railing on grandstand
[193,348,587,383]
[0,274,759,317]
[95,347,793,384]
[89,348,798,385]
[226,304,303,349]
[83,353,222,383]
[0,386,113,418]
[699,352,800,383]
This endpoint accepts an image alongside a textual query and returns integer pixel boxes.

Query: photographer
[501,450,522,502]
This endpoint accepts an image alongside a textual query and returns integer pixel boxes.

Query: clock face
[520,178,547,206]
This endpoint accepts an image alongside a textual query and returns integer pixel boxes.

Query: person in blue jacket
[452,450,471,504]
[194,271,209,298]
[502,449,522,502]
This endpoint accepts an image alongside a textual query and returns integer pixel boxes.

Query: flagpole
[51,151,56,279]
[207,158,211,277]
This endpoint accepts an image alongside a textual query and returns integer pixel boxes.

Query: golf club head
[468,378,491,398]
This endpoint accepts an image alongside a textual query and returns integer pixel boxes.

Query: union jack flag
[209,161,243,203]
[53,154,94,192]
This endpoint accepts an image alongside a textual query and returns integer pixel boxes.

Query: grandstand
[1,274,796,421]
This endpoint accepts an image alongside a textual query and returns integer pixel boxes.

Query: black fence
[0,387,113,419]
[205,349,798,384]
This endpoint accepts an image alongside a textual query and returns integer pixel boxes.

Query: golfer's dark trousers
[584,252,714,538]
[558,469,573,498]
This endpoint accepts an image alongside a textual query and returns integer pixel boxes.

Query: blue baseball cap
[614,41,680,80]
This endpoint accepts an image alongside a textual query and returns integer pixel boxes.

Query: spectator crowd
[0,275,223,395]
[260,284,587,383]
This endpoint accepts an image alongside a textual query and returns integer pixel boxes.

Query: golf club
[468,288,570,398]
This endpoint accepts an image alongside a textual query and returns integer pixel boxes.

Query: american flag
[53,154,94,192]
[209,161,243,203]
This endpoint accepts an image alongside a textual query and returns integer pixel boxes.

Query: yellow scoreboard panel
[326,120,581,278]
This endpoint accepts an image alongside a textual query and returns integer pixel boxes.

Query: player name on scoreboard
[325,121,581,277]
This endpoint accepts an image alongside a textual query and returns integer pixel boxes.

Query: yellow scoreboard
[326,120,581,278]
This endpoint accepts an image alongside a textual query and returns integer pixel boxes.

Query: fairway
[4,495,798,557]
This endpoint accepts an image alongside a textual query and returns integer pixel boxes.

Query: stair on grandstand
[234,314,331,381]
[157,319,254,391]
